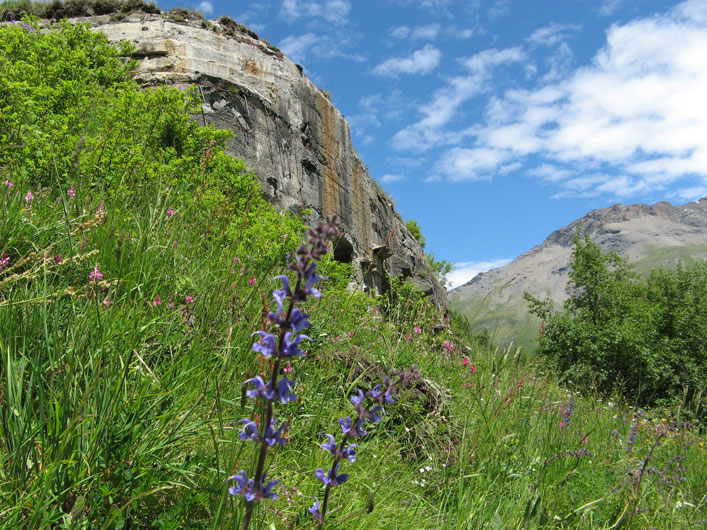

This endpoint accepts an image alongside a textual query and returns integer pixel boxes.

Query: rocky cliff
[449,198,707,348]
[68,10,445,310]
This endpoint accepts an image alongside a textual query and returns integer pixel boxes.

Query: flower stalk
[230,215,341,529]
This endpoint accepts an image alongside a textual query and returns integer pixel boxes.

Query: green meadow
[0,13,705,529]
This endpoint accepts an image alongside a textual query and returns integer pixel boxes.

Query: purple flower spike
[368,406,384,424]
[227,470,257,502]
[341,444,357,463]
[227,471,278,502]
[315,465,348,486]
[339,416,367,437]
[239,418,259,442]
[350,389,365,407]
[264,420,288,446]
[244,376,276,401]
[281,332,309,357]
[272,276,291,309]
[251,331,277,357]
[320,433,337,455]
[309,497,321,520]
[277,377,297,404]
[261,476,279,500]
[289,308,310,332]
[367,384,394,404]
[303,262,322,298]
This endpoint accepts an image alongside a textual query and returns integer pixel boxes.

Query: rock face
[449,198,707,348]
[76,12,445,310]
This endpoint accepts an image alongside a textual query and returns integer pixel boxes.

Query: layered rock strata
[72,12,445,309]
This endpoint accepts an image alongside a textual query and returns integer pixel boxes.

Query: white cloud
[197,1,214,16]
[527,23,580,47]
[436,147,512,182]
[380,174,405,183]
[448,259,512,289]
[527,164,573,183]
[281,0,351,25]
[670,186,707,201]
[597,0,623,16]
[462,46,526,73]
[389,24,440,40]
[420,1,707,200]
[278,33,320,63]
[278,32,364,63]
[488,0,511,19]
[411,24,441,40]
[455,28,475,39]
[390,26,410,39]
[392,47,526,151]
[372,45,442,77]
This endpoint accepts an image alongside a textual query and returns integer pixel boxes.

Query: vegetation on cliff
[0,14,705,529]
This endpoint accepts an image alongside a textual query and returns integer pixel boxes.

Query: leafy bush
[0,17,305,269]
[405,219,425,249]
[0,0,160,21]
[526,234,707,415]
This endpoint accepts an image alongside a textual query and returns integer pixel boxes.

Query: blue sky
[156,0,707,288]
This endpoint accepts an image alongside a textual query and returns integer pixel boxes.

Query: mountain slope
[449,198,707,348]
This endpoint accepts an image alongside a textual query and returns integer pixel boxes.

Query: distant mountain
[448,198,707,349]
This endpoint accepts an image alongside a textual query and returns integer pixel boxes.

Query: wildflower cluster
[310,365,420,528]
[559,396,575,429]
[228,215,341,529]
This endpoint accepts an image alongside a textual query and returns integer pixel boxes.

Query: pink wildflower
[79,234,87,250]
[89,264,103,282]
[283,361,293,374]
[413,326,422,334]
[173,240,178,248]
[54,255,63,264]
[153,294,161,306]
[347,331,354,339]
[185,296,194,303]
[248,274,256,286]
[469,365,477,374]
[103,298,112,307]
[406,334,412,343]
[95,201,106,223]
[4,179,12,189]
[0,252,9,271]
[165,207,175,217]
[443,340,454,352]
[67,183,76,199]
[25,190,34,203]
[462,357,470,366]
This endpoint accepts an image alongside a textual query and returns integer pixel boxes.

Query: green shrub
[526,234,707,415]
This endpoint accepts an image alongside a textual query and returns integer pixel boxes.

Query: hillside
[1,7,705,530]
[449,198,707,348]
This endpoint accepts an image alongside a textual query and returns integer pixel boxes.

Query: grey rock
[70,12,446,312]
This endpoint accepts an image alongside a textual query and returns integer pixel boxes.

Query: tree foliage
[0,17,305,268]
[405,219,425,249]
[526,234,706,416]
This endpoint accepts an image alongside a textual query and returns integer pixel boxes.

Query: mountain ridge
[450,197,707,347]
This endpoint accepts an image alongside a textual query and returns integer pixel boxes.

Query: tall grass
[0,14,705,529]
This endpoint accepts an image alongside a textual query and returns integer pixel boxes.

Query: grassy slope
[0,13,705,529]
